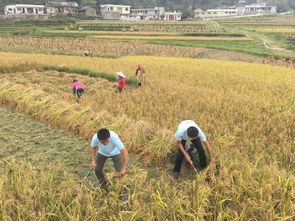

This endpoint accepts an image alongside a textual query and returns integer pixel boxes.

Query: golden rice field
[76,21,223,33]
[0,52,294,220]
[0,36,205,58]
[89,35,253,41]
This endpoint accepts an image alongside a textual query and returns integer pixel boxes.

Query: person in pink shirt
[72,79,85,98]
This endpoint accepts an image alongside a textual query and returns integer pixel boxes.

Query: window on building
[125,7,129,11]
[38,8,43,11]
[208,12,211,14]
[27,8,34,13]
[17,8,22,11]
[110,7,113,10]
[225,12,228,14]
[214,12,217,14]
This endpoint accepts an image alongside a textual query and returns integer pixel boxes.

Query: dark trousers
[173,139,207,173]
[73,88,84,98]
[95,153,122,185]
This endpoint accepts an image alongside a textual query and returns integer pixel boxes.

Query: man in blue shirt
[173,120,215,179]
[91,128,129,186]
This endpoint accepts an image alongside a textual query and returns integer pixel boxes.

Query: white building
[4,4,44,15]
[100,4,131,20]
[244,2,277,14]
[131,7,165,21]
[194,8,238,19]
[194,2,276,19]
[164,11,182,21]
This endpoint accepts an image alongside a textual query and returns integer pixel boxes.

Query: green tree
[267,0,289,12]
[288,0,295,9]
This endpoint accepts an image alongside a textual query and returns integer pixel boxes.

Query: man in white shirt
[91,128,128,187]
[173,120,215,179]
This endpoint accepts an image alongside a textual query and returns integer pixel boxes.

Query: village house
[4,4,44,15]
[194,2,276,19]
[194,8,238,19]
[79,6,97,16]
[100,4,131,20]
[244,2,277,14]
[131,7,165,21]
[164,10,182,21]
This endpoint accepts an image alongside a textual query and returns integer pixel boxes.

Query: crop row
[0,36,204,58]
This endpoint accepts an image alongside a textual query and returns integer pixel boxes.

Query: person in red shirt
[116,72,126,94]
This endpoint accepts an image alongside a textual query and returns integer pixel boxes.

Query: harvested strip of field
[48,30,181,36]
[247,28,295,33]
[0,36,203,58]
[0,105,90,175]
[90,35,253,41]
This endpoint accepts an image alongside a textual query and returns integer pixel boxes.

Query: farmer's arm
[176,140,193,165]
[203,140,215,163]
[91,147,98,168]
[120,148,128,176]
[90,134,98,168]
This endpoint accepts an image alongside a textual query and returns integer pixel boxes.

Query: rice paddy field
[0,13,295,220]
[0,49,294,220]
[0,18,276,57]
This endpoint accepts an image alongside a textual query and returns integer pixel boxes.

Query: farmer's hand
[92,161,97,169]
[210,157,216,164]
[119,168,126,177]
[184,154,193,166]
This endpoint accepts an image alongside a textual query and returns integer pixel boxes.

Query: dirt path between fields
[212,20,295,58]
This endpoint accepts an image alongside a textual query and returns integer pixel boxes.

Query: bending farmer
[91,128,128,187]
[72,79,84,98]
[135,64,145,87]
[173,120,215,179]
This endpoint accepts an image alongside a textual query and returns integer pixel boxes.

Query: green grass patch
[182,33,245,37]
[31,31,92,39]
[43,65,138,86]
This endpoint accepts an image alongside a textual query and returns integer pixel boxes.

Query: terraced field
[0,51,294,219]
